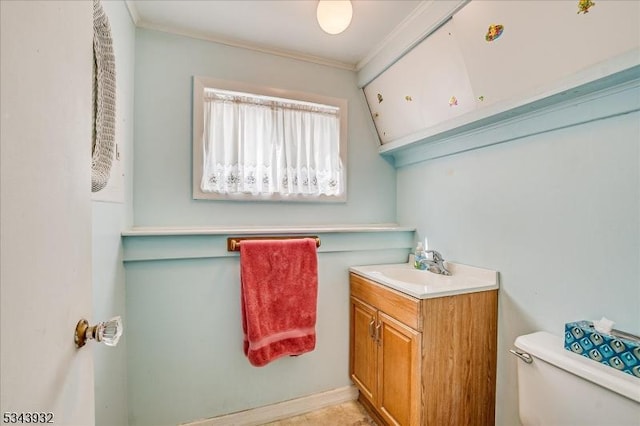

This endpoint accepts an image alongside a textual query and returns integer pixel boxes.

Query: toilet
[512,331,640,425]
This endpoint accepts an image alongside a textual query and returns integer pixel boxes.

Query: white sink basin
[374,266,452,285]
[349,259,499,299]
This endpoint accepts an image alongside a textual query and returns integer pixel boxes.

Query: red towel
[240,238,318,367]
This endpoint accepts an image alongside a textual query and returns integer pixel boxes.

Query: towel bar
[227,236,321,252]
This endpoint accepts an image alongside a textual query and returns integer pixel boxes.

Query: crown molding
[356,0,434,72]
[123,1,453,73]
[124,0,140,25]
[356,0,468,87]
[134,20,357,71]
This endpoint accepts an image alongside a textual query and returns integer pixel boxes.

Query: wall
[92,1,135,425]
[397,91,639,424]
[127,10,640,426]
[133,28,396,227]
[124,230,411,426]
[127,29,401,425]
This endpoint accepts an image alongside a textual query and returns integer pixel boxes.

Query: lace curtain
[200,88,344,197]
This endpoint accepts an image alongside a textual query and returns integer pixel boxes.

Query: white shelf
[122,223,414,237]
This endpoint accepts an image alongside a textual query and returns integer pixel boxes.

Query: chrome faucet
[418,250,451,275]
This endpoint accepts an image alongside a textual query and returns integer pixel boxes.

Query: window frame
[192,76,348,202]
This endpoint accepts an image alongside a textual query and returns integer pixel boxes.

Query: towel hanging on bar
[239,238,319,366]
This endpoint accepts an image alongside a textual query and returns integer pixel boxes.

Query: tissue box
[564,320,640,378]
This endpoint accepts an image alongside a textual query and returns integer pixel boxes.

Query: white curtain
[201,88,344,197]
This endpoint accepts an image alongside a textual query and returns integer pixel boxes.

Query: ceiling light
[317,0,353,35]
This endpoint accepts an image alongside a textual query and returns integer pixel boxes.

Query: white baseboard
[182,385,358,426]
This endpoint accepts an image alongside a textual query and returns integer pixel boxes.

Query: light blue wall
[128,20,639,426]
[127,28,402,426]
[124,237,411,426]
[133,28,396,227]
[92,1,135,425]
[397,92,640,425]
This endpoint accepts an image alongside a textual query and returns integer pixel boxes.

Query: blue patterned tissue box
[565,320,640,378]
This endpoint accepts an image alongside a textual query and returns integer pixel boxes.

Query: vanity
[348,260,499,426]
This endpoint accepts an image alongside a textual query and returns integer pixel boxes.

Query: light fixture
[317,0,353,35]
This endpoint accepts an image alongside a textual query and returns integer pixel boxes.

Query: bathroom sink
[374,266,452,286]
[349,259,498,299]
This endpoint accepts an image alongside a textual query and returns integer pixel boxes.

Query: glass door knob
[75,316,123,348]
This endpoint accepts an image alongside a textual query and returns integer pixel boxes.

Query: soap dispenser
[414,242,427,270]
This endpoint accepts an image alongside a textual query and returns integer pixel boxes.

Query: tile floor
[261,400,378,426]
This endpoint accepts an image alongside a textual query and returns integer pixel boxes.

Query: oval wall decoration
[91,0,116,192]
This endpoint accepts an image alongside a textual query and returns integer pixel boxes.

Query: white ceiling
[126,0,426,70]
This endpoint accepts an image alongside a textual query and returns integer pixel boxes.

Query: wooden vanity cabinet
[349,272,498,426]
[350,295,421,426]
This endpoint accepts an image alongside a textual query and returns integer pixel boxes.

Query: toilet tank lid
[515,331,640,403]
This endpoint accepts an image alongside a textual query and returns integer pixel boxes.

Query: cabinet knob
[369,319,376,339]
[75,316,123,348]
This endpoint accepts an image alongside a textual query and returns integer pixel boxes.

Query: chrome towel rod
[227,236,321,252]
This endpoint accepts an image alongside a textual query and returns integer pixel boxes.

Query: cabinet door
[451,0,640,109]
[377,311,422,426]
[350,296,377,404]
[363,19,475,144]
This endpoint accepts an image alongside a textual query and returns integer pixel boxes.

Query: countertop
[349,258,499,299]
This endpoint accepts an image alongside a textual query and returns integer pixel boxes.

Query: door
[377,312,421,426]
[1,1,95,425]
[349,297,378,404]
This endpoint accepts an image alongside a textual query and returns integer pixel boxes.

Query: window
[192,76,348,202]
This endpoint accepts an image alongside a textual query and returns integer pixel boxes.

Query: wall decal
[377,93,383,103]
[405,95,413,101]
[449,96,458,107]
[485,24,504,42]
[478,95,485,102]
[577,0,595,14]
